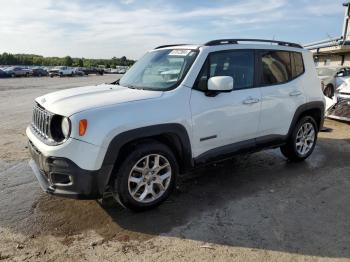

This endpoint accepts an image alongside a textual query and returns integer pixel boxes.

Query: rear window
[259,51,304,86]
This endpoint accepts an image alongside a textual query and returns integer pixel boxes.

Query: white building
[305,2,350,67]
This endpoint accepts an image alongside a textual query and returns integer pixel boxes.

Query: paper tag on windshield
[169,49,191,56]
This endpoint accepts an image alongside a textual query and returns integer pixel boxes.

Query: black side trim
[195,138,255,165]
[102,123,193,180]
[194,135,286,165]
[255,134,286,148]
[200,135,217,141]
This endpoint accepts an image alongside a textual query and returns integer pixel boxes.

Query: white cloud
[120,0,135,4]
[0,0,345,59]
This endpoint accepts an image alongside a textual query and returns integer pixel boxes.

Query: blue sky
[0,0,347,59]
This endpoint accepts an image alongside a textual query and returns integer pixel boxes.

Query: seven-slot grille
[31,103,52,139]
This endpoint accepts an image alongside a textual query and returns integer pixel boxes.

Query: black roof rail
[204,39,303,49]
[154,44,189,49]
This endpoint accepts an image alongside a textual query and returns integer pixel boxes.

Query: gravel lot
[0,76,349,262]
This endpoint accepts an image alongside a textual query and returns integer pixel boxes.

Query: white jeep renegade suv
[27,39,325,210]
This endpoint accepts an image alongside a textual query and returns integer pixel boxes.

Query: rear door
[257,50,306,140]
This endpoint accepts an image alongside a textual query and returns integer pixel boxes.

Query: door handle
[243,97,260,104]
[289,90,302,96]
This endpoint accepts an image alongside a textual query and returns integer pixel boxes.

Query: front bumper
[327,99,350,122]
[28,140,113,199]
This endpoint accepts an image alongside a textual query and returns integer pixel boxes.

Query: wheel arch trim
[287,101,325,137]
[101,123,193,187]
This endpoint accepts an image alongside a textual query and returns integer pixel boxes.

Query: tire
[280,116,318,162]
[11,73,15,78]
[323,84,334,98]
[111,141,178,211]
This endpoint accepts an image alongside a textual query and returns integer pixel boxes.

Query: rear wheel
[280,116,318,162]
[111,141,177,211]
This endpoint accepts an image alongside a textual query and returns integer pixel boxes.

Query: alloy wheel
[295,122,315,156]
[128,154,172,203]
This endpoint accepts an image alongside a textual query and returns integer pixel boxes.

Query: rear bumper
[28,140,113,199]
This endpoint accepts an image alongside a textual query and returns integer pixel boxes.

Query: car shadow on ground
[101,137,350,259]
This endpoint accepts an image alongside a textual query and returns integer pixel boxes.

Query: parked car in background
[32,68,48,77]
[4,66,32,77]
[73,68,85,76]
[117,68,127,74]
[0,69,8,78]
[316,66,350,98]
[81,67,104,75]
[49,66,74,77]
[325,78,350,122]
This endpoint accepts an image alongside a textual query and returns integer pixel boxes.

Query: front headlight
[61,117,70,138]
[50,115,70,142]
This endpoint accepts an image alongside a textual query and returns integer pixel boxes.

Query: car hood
[36,84,163,116]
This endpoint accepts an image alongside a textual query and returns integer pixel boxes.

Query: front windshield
[119,49,198,90]
[316,68,337,77]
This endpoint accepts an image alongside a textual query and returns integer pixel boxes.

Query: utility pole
[342,2,350,41]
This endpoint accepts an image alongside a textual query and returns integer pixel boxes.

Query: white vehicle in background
[316,66,350,98]
[49,66,74,77]
[72,68,85,76]
[27,39,325,211]
[326,78,350,122]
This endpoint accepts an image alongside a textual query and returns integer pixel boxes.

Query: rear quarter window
[292,52,304,78]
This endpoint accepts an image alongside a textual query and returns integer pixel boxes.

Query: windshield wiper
[110,80,143,90]
[110,79,120,85]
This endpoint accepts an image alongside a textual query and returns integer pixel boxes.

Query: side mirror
[208,76,234,92]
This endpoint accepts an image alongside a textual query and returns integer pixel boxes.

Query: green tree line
[0,53,135,68]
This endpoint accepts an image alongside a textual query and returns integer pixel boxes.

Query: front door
[190,49,262,158]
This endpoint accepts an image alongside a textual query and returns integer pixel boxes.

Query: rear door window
[260,51,291,85]
[259,50,304,86]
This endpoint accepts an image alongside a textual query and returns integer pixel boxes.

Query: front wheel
[280,116,318,162]
[112,141,178,211]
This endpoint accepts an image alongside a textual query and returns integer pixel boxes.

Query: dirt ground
[0,75,349,262]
